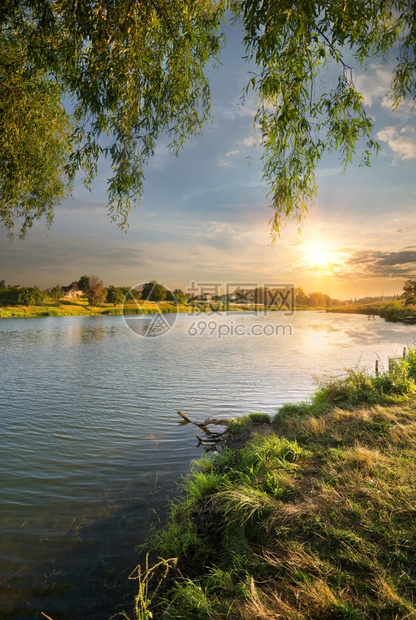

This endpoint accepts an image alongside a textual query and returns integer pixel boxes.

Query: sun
[302,241,332,269]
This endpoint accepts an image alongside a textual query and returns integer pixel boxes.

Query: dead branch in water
[177,410,228,427]
[177,410,229,449]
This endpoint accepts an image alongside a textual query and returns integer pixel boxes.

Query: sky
[1,20,415,300]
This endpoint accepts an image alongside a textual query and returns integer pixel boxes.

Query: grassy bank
[0,300,283,318]
[328,299,416,323]
[2,298,415,323]
[121,350,416,619]
[0,299,190,318]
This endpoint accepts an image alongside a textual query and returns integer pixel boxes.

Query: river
[0,311,414,619]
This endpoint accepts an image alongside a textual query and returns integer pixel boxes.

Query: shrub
[249,412,271,424]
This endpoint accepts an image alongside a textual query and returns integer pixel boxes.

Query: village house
[61,282,83,298]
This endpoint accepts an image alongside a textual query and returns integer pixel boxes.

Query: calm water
[0,312,414,619]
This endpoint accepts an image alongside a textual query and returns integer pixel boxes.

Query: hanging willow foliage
[0,1,415,236]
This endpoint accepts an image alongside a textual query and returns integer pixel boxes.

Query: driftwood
[202,417,229,426]
[177,410,210,434]
[177,410,229,450]
[177,410,197,424]
[177,411,228,427]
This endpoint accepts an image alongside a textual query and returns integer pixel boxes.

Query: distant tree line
[295,288,344,308]
[0,277,189,307]
[1,279,413,309]
[139,281,188,304]
[0,285,47,306]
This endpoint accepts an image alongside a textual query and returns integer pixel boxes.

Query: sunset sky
[1,21,415,300]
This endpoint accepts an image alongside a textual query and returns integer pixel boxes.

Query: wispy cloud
[377,126,416,161]
[218,149,241,166]
[238,135,257,147]
[205,221,246,240]
[356,63,415,118]
[356,64,392,107]
[213,97,257,122]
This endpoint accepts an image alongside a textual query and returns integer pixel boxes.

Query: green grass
[0,304,93,317]
[0,300,190,318]
[226,412,272,435]
[131,349,416,619]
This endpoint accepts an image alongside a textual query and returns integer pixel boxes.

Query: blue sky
[1,21,415,299]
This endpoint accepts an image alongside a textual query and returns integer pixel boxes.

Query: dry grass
[146,394,416,619]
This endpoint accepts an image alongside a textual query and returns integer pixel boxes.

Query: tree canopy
[77,274,106,305]
[106,285,125,306]
[49,284,64,301]
[1,1,415,237]
[140,280,168,303]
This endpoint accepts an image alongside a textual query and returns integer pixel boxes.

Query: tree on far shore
[173,289,188,305]
[77,275,90,294]
[78,275,106,306]
[49,285,64,302]
[140,281,167,303]
[106,285,124,307]
[17,286,47,306]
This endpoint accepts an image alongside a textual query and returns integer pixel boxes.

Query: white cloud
[218,149,241,166]
[213,99,257,122]
[377,125,416,160]
[206,222,242,238]
[355,62,415,118]
[356,64,392,107]
[238,136,257,147]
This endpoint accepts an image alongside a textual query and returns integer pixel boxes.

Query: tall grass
[277,349,416,419]
[111,555,177,620]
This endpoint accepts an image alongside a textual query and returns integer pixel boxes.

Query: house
[61,282,83,298]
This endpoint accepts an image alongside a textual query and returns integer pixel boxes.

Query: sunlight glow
[302,241,333,268]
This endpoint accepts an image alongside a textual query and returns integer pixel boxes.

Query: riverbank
[328,298,416,324]
[0,299,189,318]
[0,298,258,318]
[1,297,415,324]
[126,351,416,619]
